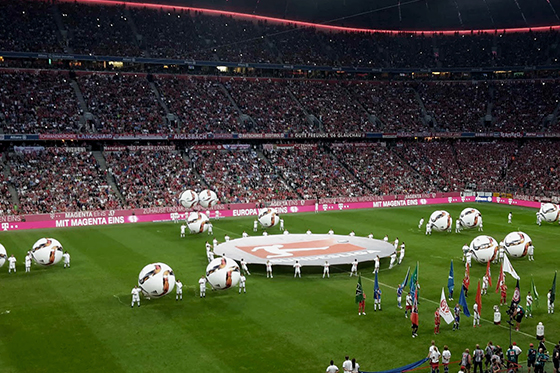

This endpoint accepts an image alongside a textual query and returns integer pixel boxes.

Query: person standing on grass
[342,356,352,373]
[25,252,32,273]
[527,343,537,373]
[175,280,183,301]
[473,344,484,373]
[8,254,16,273]
[323,261,330,278]
[551,344,559,373]
[180,223,186,238]
[397,284,403,309]
[429,345,441,373]
[293,261,301,278]
[326,360,339,373]
[238,273,246,294]
[199,276,207,298]
[131,285,141,308]
[266,260,273,279]
[351,358,360,373]
[350,259,358,277]
[358,293,366,316]
[442,346,451,373]
[485,342,495,372]
[434,307,440,335]
[461,348,472,373]
[241,259,251,275]
[63,251,71,269]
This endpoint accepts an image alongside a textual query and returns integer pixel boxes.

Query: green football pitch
[0,203,558,373]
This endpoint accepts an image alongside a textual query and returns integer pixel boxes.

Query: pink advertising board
[0,195,539,232]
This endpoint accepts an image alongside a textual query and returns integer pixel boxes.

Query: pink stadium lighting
[60,0,560,35]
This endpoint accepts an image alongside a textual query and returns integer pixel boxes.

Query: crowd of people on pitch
[7,148,120,214]
[3,70,560,135]
[2,0,560,68]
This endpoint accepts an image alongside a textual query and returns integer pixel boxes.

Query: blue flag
[448,260,454,299]
[459,285,471,317]
[402,266,410,289]
[374,271,379,296]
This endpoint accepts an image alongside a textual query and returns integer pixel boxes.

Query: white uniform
[528,245,534,261]
[207,250,214,262]
[238,274,246,293]
[462,245,470,262]
[350,260,358,276]
[536,213,542,226]
[418,218,424,229]
[213,238,218,250]
[455,219,461,233]
[224,235,230,242]
[478,218,483,231]
[508,213,512,223]
[368,233,373,239]
[473,302,480,326]
[497,246,505,263]
[279,219,284,231]
[536,322,545,339]
[25,254,32,272]
[442,349,451,365]
[482,275,488,295]
[253,220,258,232]
[283,230,289,235]
[262,231,268,236]
[465,251,472,267]
[389,252,397,269]
[398,244,405,264]
[8,256,16,273]
[242,231,249,238]
[548,291,554,313]
[315,202,319,213]
[342,360,352,373]
[494,307,501,324]
[199,277,207,298]
[63,252,70,268]
[426,224,432,235]
[176,281,183,300]
[383,235,388,242]
[208,223,213,235]
[306,230,312,235]
[293,262,301,278]
[394,238,399,249]
[373,257,380,273]
[326,363,339,373]
[323,261,330,278]
[241,259,251,275]
[180,224,186,237]
[526,294,533,317]
[349,231,355,236]
[328,229,334,235]
[131,287,141,307]
[266,261,273,278]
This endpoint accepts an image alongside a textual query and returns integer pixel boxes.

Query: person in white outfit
[131,286,141,307]
[262,231,268,236]
[394,237,399,249]
[199,276,207,298]
[418,217,424,229]
[213,238,218,250]
[224,235,230,242]
[473,302,480,327]
[368,233,373,239]
[508,212,512,224]
[478,218,483,231]
[328,229,334,235]
[349,231,355,237]
[8,255,16,273]
[462,244,470,262]
[527,245,534,261]
[25,253,32,273]
[398,243,405,265]
[242,231,249,238]
[253,219,258,232]
[383,235,389,242]
[63,251,71,268]
[180,224,186,237]
[266,260,273,278]
[426,224,432,235]
[350,259,358,276]
[279,219,284,231]
[482,274,489,295]
[323,261,330,278]
[373,255,380,274]
[207,223,213,235]
[455,219,461,233]
[548,289,554,313]
[176,280,183,300]
[306,229,312,235]
[238,274,246,294]
[293,261,302,278]
[389,251,397,269]
[283,230,290,235]
[241,259,251,275]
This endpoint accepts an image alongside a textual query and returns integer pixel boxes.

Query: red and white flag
[439,288,454,324]
[502,255,520,280]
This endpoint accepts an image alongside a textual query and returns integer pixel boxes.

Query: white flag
[439,288,454,324]
[502,255,520,280]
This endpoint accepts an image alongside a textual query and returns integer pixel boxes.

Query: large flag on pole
[496,264,504,293]
[476,281,482,316]
[511,279,520,308]
[355,275,364,303]
[402,266,410,289]
[448,260,454,299]
[502,255,520,280]
[486,260,492,288]
[410,262,419,294]
[551,271,557,304]
[411,288,419,326]
[439,288,454,324]
[374,271,380,296]
[459,284,471,317]
[531,276,539,307]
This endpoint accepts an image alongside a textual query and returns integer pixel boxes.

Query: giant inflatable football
[179,189,198,208]
[539,203,560,222]
[503,231,532,258]
[31,238,64,266]
[187,212,210,234]
[198,189,218,208]
[0,243,6,268]
[138,262,176,298]
[469,235,499,263]
[258,208,279,228]
[429,210,453,232]
[205,257,240,290]
[459,208,482,229]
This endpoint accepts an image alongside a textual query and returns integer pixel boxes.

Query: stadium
[1,0,560,372]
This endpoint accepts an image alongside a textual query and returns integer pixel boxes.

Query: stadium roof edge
[61,0,560,36]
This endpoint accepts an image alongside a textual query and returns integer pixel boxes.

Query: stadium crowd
[1,0,560,68]
[7,148,120,214]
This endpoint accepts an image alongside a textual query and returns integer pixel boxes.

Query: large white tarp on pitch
[216,234,395,266]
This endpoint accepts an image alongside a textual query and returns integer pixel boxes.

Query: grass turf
[0,203,558,373]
